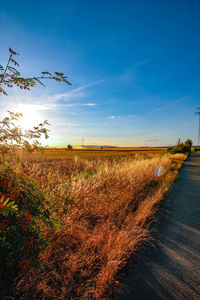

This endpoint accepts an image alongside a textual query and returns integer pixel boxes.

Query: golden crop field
[28,147,168,161]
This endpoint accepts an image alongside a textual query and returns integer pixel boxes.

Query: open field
[27,147,168,161]
[14,151,187,299]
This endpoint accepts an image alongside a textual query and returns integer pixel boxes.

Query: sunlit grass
[28,147,167,161]
[16,152,185,299]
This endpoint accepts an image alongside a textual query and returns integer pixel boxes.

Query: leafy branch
[0,48,72,95]
[0,111,50,158]
[0,48,72,158]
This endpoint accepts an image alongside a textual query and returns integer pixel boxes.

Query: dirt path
[117,153,200,300]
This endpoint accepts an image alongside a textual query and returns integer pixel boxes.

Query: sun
[16,104,43,130]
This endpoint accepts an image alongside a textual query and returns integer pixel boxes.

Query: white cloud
[1,79,103,108]
[82,103,96,106]
[109,115,121,119]
[43,79,104,103]
[108,114,137,120]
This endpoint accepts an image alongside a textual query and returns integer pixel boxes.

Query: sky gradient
[0,0,200,146]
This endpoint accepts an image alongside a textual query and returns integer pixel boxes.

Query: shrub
[0,48,71,297]
[0,163,51,296]
[168,139,193,154]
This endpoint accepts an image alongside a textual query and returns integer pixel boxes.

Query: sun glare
[16,105,43,130]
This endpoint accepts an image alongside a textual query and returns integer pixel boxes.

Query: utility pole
[195,108,200,146]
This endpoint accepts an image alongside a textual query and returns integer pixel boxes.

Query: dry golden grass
[170,153,188,161]
[16,153,184,299]
[27,147,167,161]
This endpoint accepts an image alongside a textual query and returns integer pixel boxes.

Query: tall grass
[16,154,183,299]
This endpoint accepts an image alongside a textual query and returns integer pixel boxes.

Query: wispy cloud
[82,103,96,106]
[41,102,97,108]
[112,71,135,84]
[152,96,189,113]
[144,139,160,142]
[1,80,103,117]
[2,79,103,107]
[108,114,137,120]
[135,59,149,67]
[44,79,104,103]
[109,115,121,119]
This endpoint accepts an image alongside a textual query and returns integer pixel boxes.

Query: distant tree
[184,139,192,147]
[168,139,193,154]
[0,48,71,96]
[67,144,73,149]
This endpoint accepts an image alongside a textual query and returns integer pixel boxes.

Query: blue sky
[0,0,200,146]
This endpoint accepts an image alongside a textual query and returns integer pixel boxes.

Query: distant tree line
[168,139,193,154]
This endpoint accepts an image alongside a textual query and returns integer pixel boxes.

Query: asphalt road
[117,153,200,300]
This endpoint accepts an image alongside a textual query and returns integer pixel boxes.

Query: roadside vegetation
[0,117,186,298]
[168,139,192,154]
[193,147,200,152]
[0,48,189,299]
[13,151,185,299]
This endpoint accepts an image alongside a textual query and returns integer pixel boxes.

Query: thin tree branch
[0,54,13,84]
